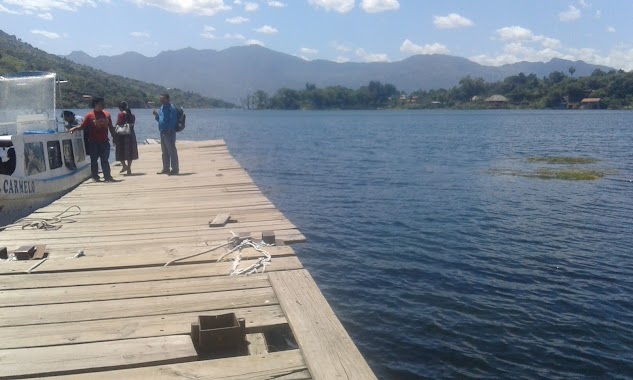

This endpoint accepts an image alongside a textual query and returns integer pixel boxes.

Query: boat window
[72,137,86,163]
[24,142,46,175]
[0,147,16,175]
[47,140,62,170]
[62,140,76,170]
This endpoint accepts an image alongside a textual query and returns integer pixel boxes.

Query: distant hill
[0,30,234,109]
[65,45,615,104]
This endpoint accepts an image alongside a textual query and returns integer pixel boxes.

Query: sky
[2,0,633,71]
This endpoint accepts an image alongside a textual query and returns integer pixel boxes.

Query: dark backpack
[175,107,186,132]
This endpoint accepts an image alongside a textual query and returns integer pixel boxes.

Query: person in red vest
[70,97,115,182]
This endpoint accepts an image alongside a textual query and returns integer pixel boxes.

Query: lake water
[111,109,633,378]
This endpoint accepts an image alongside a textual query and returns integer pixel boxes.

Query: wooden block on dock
[209,213,231,227]
[262,231,275,245]
[0,246,7,260]
[31,244,47,260]
[14,245,35,261]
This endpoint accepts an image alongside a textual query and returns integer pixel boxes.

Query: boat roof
[0,71,55,80]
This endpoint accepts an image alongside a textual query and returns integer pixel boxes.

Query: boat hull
[0,163,90,224]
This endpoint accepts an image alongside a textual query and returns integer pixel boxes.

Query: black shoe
[168,170,179,176]
[119,166,128,173]
[104,177,116,182]
[157,170,169,175]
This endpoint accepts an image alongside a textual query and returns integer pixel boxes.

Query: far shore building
[484,94,509,107]
[580,98,601,109]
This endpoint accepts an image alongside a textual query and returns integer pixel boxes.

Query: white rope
[217,237,273,276]
[0,205,82,231]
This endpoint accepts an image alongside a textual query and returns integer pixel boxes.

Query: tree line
[241,67,633,110]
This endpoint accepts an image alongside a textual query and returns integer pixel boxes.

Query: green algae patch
[532,168,605,180]
[489,156,608,181]
[526,156,599,165]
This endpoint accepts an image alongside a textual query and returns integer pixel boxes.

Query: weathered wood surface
[270,270,378,380]
[0,335,198,379]
[44,350,309,380]
[0,140,374,379]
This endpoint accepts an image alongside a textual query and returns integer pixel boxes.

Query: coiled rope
[217,237,273,276]
[0,205,82,231]
[164,232,273,276]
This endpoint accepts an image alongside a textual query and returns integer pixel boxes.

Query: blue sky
[1,0,632,70]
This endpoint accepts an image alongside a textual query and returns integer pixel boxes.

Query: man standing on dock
[153,93,179,175]
[69,97,115,182]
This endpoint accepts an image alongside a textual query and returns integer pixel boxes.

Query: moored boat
[0,71,90,225]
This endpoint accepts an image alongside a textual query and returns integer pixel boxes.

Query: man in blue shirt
[153,93,179,175]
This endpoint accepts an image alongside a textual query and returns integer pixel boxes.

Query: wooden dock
[0,140,377,379]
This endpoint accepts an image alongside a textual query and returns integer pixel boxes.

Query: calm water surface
[128,109,633,379]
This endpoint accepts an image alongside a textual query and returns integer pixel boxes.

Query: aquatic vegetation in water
[490,156,607,181]
[526,156,599,165]
[531,169,605,180]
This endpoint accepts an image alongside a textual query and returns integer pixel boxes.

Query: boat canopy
[0,72,57,135]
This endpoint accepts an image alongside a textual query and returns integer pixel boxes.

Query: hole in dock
[263,324,298,352]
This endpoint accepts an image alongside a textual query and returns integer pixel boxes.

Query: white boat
[0,71,90,225]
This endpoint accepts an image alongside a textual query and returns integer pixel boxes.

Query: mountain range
[66,46,614,104]
[0,30,231,108]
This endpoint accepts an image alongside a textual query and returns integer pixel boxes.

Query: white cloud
[254,25,278,34]
[331,41,352,52]
[496,26,533,42]
[38,12,53,20]
[300,47,318,55]
[607,26,615,33]
[400,39,449,55]
[246,39,264,46]
[355,48,389,62]
[201,25,216,39]
[308,0,354,13]
[31,29,61,39]
[131,0,231,16]
[226,16,249,24]
[244,1,258,11]
[559,5,581,22]
[360,0,399,13]
[267,0,285,7]
[433,13,473,29]
[224,33,245,40]
[131,31,150,38]
[0,4,20,14]
[495,26,561,49]
[335,56,350,63]
[3,0,96,12]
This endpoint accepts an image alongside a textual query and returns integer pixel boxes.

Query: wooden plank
[0,305,286,350]
[269,270,377,380]
[46,349,307,380]
[0,335,197,379]
[0,246,297,275]
[0,256,303,290]
[209,213,231,227]
[0,274,270,308]
[246,332,268,355]
[0,287,278,327]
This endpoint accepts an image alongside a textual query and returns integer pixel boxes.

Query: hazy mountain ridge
[0,30,232,108]
[66,45,614,104]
